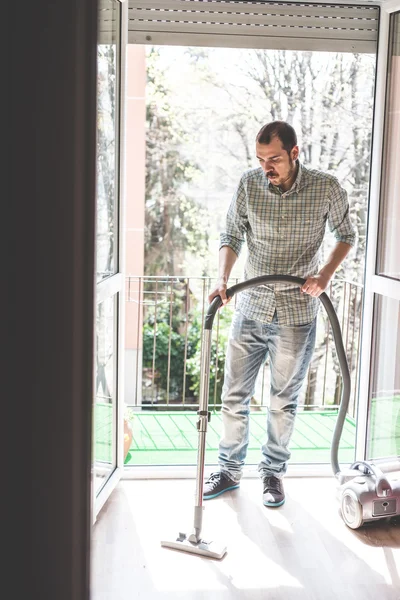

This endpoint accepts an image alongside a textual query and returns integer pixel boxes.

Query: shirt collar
[293,160,303,191]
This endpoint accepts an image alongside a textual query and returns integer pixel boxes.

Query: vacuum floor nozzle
[161,532,227,559]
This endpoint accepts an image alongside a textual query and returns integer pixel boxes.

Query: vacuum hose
[204,275,351,478]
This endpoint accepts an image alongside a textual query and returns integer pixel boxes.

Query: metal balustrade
[125,276,363,418]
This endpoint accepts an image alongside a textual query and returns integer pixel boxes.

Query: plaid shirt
[220,162,355,325]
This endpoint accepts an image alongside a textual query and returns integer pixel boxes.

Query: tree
[141,284,204,405]
[141,281,233,409]
[141,47,374,411]
[144,48,210,276]
[181,47,374,409]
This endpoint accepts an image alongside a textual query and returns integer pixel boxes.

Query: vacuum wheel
[341,489,364,529]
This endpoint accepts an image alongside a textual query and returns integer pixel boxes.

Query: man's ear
[291,145,299,161]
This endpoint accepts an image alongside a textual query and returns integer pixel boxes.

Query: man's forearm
[218,246,239,283]
[319,241,352,279]
[302,241,352,297]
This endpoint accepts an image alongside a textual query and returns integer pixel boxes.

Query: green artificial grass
[94,395,400,467]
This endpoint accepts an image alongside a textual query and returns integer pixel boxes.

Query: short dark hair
[256,121,297,155]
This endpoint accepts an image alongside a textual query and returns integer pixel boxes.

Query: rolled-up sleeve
[327,178,356,247]
[219,177,249,256]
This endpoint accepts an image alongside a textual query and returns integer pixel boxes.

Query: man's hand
[301,243,352,298]
[301,273,331,297]
[208,278,231,306]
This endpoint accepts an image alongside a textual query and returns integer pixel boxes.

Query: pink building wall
[124,45,146,403]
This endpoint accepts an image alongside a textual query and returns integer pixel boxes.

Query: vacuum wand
[190,328,213,540]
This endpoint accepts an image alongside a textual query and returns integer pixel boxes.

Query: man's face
[256,137,299,188]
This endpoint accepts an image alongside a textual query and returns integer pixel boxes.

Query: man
[203,121,355,507]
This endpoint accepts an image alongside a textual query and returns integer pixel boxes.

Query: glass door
[358,9,400,463]
[367,296,400,459]
[93,0,127,518]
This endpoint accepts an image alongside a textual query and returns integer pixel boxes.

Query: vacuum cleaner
[161,275,400,558]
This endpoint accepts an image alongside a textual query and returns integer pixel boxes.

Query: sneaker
[262,475,285,507]
[203,471,240,500]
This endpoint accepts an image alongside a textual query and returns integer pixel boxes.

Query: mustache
[266,171,277,177]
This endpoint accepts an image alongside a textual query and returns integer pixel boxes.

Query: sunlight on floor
[92,478,400,599]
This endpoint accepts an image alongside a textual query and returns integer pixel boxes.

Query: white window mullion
[355,5,394,463]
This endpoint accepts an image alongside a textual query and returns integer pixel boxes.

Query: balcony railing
[125,276,364,419]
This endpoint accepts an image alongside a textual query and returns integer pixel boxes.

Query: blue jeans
[218,310,317,481]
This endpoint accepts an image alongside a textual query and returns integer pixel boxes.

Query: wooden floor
[91,478,400,599]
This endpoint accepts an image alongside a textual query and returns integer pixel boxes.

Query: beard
[267,160,298,186]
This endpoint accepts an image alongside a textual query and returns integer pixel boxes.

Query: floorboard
[91,477,400,599]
